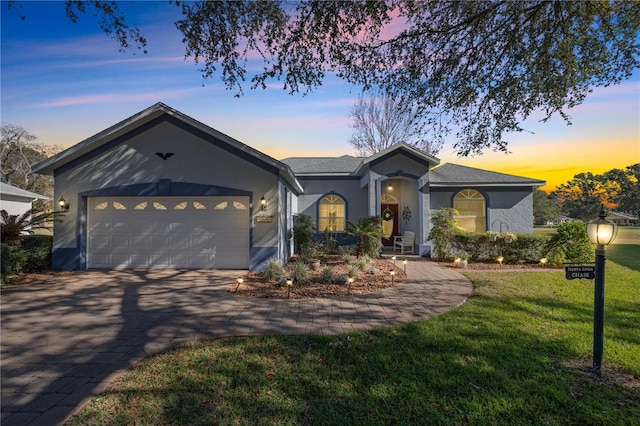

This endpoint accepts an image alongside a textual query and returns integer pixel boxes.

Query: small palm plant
[345,216,383,258]
[1,209,63,246]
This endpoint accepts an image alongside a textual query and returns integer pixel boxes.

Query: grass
[67,231,640,425]
[67,255,640,425]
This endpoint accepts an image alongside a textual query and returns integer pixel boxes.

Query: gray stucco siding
[52,120,283,270]
[485,189,534,234]
[429,186,534,234]
[296,178,369,227]
[368,152,430,178]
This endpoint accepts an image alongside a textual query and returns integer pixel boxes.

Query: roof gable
[32,103,302,193]
[430,163,545,187]
[360,142,440,169]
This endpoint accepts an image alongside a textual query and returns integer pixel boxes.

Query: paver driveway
[1,261,471,425]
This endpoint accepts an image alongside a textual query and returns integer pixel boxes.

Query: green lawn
[67,255,640,426]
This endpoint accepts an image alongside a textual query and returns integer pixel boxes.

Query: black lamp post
[585,205,618,374]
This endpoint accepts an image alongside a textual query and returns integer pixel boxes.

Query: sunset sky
[2,1,638,192]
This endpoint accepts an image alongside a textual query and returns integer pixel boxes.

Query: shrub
[428,208,457,260]
[293,214,314,256]
[502,234,552,263]
[547,222,593,264]
[292,260,310,284]
[262,257,284,281]
[348,265,360,278]
[1,243,26,277]
[354,255,372,271]
[21,235,53,273]
[319,267,335,283]
[546,246,566,268]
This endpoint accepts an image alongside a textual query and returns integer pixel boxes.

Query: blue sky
[2,1,639,190]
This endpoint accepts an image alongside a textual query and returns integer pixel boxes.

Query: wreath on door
[382,208,394,221]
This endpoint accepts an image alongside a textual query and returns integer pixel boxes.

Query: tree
[349,89,443,156]
[7,1,638,157]
[553,172,606,221]
[1,124,60,210]
[553,164,640,221]
[532,189,562,225]
[602,164,640,219]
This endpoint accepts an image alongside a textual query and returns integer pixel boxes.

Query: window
[454,189,486,232]
[318,194,346,232]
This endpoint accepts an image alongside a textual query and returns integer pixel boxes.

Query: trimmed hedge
[21,235,53,272]
[448,223,594,266]
[1,235,53,283]
[1,243,27,277]
[451,232,552,263]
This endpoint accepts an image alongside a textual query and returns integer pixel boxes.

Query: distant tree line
[535,164,640,223]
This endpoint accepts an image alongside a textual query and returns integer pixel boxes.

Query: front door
[380,203,399,246]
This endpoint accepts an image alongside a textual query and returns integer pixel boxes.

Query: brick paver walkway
[1,259,471,425]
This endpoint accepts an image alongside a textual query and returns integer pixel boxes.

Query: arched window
[318,194,346,232]
[454,189,486,232]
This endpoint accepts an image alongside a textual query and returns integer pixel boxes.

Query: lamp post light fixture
[539,257,547,267]
[453,257,461,268]
[403,259,408,273]
[347,277,354,295]
[391,255,396,266]
[586,205,618,374]
[497,256,504,266]
[389,270,395,285]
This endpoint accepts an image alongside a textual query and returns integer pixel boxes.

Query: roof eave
[430,181,546,187]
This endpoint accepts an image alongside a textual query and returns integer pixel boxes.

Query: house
[606,211,639,227]
[33,103,545,271]
[0,182,48,216]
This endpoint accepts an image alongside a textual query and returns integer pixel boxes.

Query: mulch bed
[438,261,562,272]
[230,255,407,299]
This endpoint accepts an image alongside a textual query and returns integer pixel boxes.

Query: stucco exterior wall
[52,120,283,270]
[429,187,535,234]
[296,178,369,225]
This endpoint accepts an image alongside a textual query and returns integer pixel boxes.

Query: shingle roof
[0,182,48,200]
[281,155,364,174]
[430,163,545,186]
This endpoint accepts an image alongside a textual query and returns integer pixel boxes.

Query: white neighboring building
[0,182,48,216]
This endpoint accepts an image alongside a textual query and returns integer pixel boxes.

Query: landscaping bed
[230,255,406,299]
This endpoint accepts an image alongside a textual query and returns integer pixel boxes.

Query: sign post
[564,265,595,280]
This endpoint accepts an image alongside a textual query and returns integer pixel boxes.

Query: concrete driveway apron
[1,261,471,426]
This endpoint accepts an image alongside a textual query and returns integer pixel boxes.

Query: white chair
[393,231,415,254]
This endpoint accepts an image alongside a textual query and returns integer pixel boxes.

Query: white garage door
[88,196,250,269]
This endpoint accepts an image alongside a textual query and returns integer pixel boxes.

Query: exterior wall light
[586,205,618,374]
[58,197,69,210]
[260,196,267,210]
